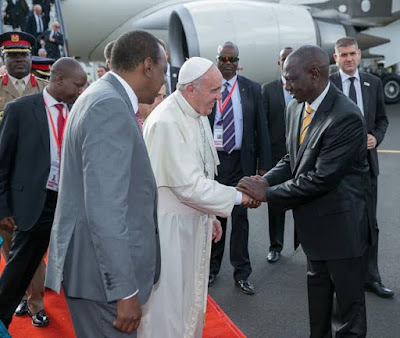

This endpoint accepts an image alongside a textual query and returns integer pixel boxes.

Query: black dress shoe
[235,279,254,295]
[31,309,50,327]
[364,281,394,299]
[14,300,29,316]
[267,251,281,263]
[208,274,216,287]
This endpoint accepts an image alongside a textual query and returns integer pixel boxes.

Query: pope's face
[191,66,222,116]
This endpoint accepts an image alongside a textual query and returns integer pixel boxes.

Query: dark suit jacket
[208,74,271,175]
[24,12,48,37]
[39,29,63,59]
[4,0,28,27]
[262,79,287,166]
[330,71,388,177]
[0,93,50,231]
[265,84,374,261]
[170,66,179,93]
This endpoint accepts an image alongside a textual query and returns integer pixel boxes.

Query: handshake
[236,175,269,209]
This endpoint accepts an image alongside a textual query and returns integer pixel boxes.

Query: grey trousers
[66,296,137,338]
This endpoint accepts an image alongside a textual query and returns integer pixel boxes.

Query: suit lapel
[331,73,343,91]
[237,75,248,122]
[275,80,286,112]
[289,103,304,162]
[32,94,50,153]
[359,72,370,120]
[293,87,334,172]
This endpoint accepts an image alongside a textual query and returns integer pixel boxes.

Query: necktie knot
[16,79,24,95]
[305,106,314,114]
[349,77,356,84]
[54,104,64,114]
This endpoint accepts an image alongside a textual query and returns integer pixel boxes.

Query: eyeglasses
[217,56,239,63]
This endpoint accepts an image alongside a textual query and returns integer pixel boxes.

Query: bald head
[48,57,87,104]
[283,45,329,103]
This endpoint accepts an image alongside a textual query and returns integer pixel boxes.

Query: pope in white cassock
[138,57,255,337]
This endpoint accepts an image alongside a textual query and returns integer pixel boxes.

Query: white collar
[307,82,330,112]
[43,87,64,108]
[223,74,237,88]
[108,71,139,114]
[339,68,360,83]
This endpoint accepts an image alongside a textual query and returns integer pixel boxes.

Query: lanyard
[43,98,68,152]
[217,79,237,114]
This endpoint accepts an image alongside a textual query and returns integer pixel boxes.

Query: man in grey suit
[45,30,166,337]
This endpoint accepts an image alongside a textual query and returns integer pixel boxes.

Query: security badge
[213,125,223,150]
[46,160,60,191]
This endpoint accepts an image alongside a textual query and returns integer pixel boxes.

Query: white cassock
[138,90,237,338]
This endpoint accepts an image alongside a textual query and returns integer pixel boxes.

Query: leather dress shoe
[31,309,50,327]
[208,273,216,287]
[15,300,29,316]
[267,251,280,263]
[364,281,394,298]
[235,279,254,295]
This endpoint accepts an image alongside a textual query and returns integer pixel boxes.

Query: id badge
[46,160,60,191]
[214,125,223,150]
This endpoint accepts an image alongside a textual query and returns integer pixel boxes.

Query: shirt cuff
[235,191,242,205]
[123,290,138,300]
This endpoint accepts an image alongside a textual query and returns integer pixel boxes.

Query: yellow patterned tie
[299,105,314,145]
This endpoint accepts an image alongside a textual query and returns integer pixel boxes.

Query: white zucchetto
[178,57,213,84]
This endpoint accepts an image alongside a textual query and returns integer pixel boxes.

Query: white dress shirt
[43,87,67,166]
[339,69,364,115]
[305,82,331,122]
[214,74,243,150]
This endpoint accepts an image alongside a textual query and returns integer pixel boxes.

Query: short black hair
[50,57,83,82]
[110,30,161,73]
[104,41,115,61]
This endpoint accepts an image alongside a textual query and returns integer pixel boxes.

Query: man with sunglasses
[208,41,271,294]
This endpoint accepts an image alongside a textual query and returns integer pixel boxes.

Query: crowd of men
[3,1,64,59]
[0,26,393,338]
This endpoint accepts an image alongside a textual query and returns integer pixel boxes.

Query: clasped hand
[237,175,269,206]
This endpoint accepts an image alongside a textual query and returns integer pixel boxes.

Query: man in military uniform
[0,32,50,327]
[31,56,55,80]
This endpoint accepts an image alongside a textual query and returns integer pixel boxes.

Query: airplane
[54,0,400,100]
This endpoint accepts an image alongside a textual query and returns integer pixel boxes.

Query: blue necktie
[219,83,235,154]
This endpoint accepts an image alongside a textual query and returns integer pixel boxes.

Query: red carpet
[0,256,246,337]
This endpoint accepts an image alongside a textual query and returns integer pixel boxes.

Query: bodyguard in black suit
[331,36,392,299]
[0,58,87,329]
[261,47,293,263]
[239,46,373,336]
[38,21,64,60]
[4,0,28,30]
[208,41,271,294]
[24,5,47,55]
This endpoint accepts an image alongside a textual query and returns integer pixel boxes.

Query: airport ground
[209,102,400,338]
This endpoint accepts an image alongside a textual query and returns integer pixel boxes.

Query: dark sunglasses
[217,56,239,63]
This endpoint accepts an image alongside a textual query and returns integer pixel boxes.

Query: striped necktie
[220,83,235,154]
[299,105,313,145]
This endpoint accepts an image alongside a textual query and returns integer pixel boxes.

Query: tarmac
[209,102,400,338]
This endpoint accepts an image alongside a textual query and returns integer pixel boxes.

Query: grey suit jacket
[45,73,160,305]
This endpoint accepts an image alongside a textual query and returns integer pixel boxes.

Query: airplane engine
[168,1,350,83]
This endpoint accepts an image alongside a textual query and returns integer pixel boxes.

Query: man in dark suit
[261,47,293,263]
[208,41,271,294]
[330,36,392,298]
[157,39,179,95]
[0,57,87,329]
[32,0,54,28]
[3,0,28,30]
[24,5,47,55]
[39,21,64,59]
[238,45,373,336]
